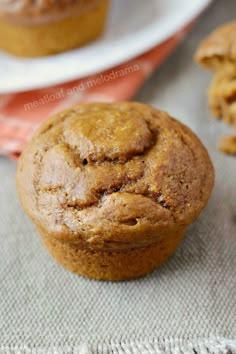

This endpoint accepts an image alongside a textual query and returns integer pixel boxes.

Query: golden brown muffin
[195,21,236,154]
[195,21,236,71]
[195,21,236,125]
[16,102,214,280]
[0,0,110,57]
[208,69,236,126]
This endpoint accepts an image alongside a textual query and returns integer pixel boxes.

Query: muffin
[195,22,236,154]
[0,0,110,57]
[195,21,236,126]
[16,102,214,281]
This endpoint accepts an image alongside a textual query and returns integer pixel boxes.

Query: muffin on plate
[195,21,236,154]
[16,102,214,280]
[0,0,110,57]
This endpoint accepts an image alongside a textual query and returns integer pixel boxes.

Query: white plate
[1,0,211,94]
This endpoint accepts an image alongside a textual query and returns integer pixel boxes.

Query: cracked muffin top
[0,0,103,25]
[16,102,214,250]
[195,21,236,71]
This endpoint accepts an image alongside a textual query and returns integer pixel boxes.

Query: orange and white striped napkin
[0,22,193,159]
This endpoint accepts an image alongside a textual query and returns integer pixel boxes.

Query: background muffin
[195,21,236,126]
[195,21,236,154]
[0,0,110,57]
[16,102,214,280]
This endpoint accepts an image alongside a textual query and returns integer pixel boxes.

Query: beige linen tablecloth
[0,1,236,353]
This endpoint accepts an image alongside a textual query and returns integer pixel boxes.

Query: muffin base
[0,0,109,57]
[39,228,186,281]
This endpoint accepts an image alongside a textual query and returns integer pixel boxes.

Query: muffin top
[0,0,103,25]
[16,102,214,250]
[195,21,236,70]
